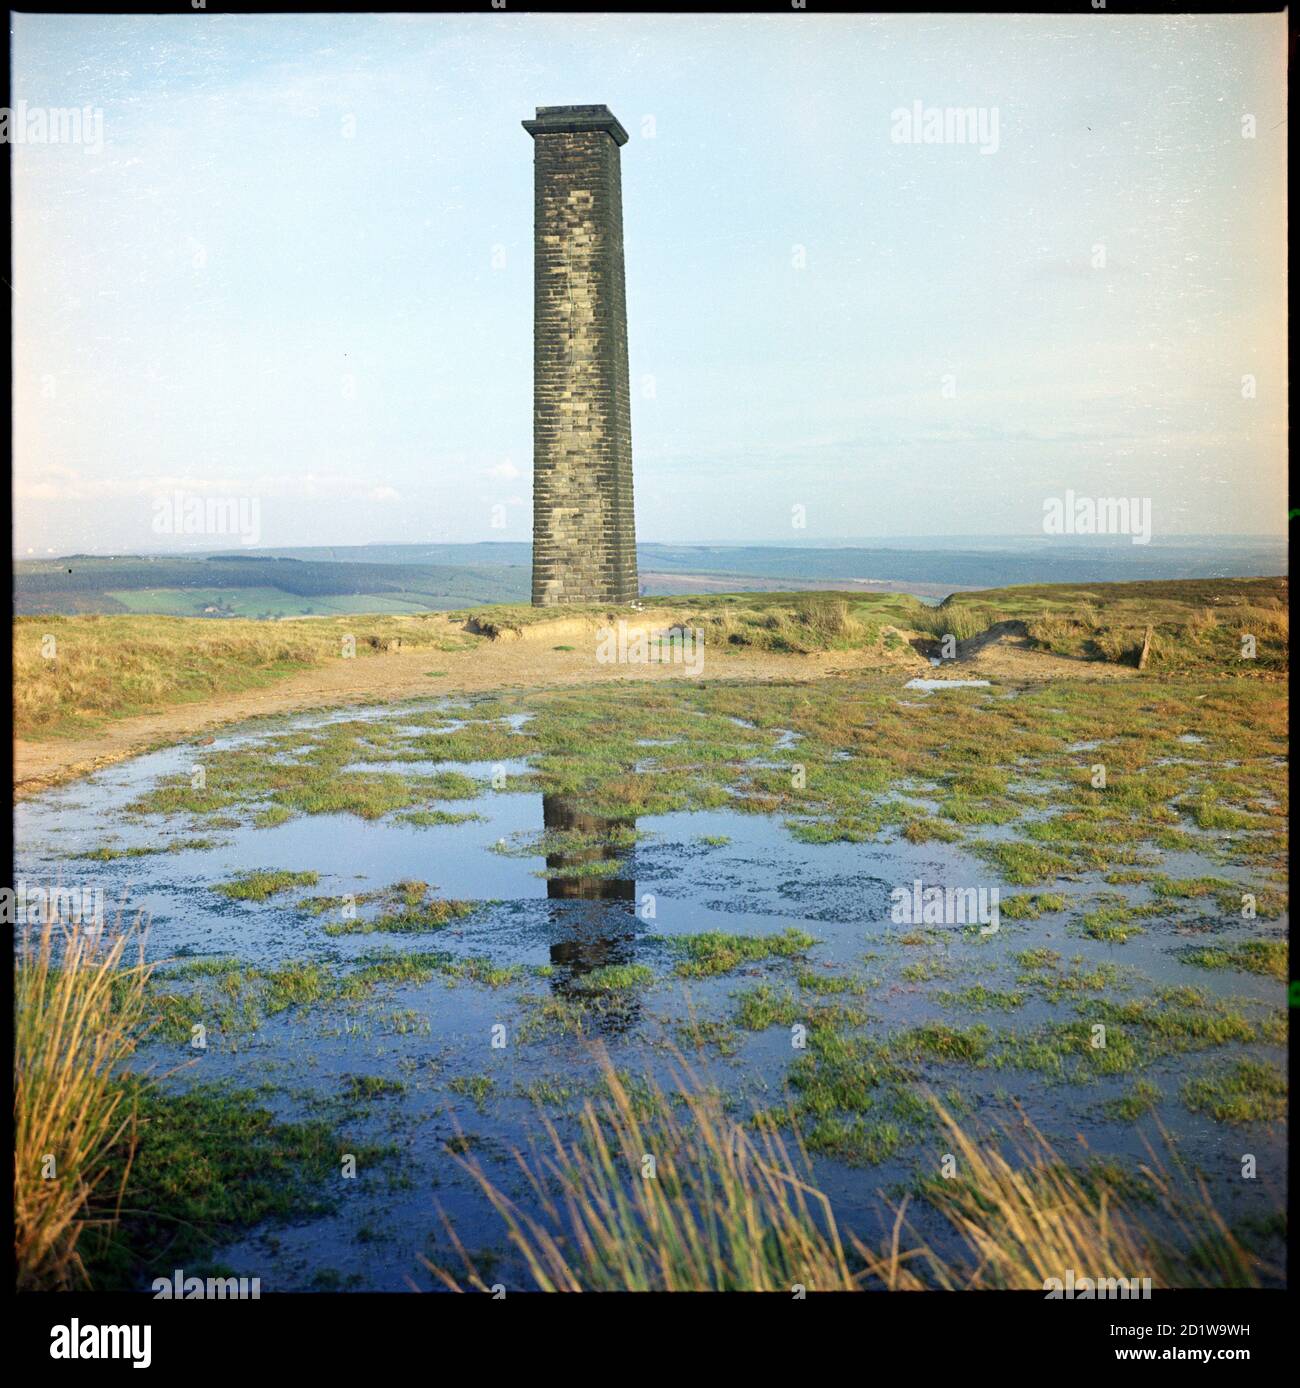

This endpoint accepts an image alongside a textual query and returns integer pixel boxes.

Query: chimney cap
[523,104,629,146]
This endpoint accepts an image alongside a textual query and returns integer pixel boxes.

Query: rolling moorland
[13,577,1289,1292]
[12,537,1287,616]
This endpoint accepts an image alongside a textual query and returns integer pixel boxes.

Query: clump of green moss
[1077,902,1144,943]
[342,1074,406,1100]
[972,841,1072,886]
[1182,1060,1286,1124]
[900,956,956,983]
[796,968,871,996]
[937,985,1027,1012]
[325,897,476,936]
[1104,1079,1163,1121]
[732,984,870,1034]
[895,1022,992,1064]
[214,869,319,901]
[663,927,816,978]
[801,1114,905,1167]
[443,957,523,988]
[1013,949,1123,1000]
[448,1075,497,1110]
[575,963,655,992]
[1181,939,1287,982]
[396,809,484,826]
[81,1081,391,1289]
[999,892,1068,920]
[677,1018,743,1056]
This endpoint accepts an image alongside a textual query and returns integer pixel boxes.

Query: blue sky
[11,11,1287,554]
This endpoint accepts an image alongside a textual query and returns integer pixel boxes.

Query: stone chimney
[523,105,638,605]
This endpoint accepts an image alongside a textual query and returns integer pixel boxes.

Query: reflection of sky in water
[11,700,1288,1292]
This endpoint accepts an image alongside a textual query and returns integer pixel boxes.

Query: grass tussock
[14,909,153,1290]
[905,1101,1269,1290]
[428,1051,864,1291]
[909,603,1011,644]
[429,1053,1276,1293]
[1021,589,1287,672]
[692,595,871,655]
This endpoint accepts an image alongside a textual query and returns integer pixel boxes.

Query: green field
[107,587,433,618]
[13,555,529,617]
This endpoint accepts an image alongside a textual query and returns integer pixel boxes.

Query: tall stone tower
[523,104,638,606]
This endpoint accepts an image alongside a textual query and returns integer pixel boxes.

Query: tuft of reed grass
[901,1100,1269,1289]
[14,903,153,1290]
[428,1053,1277,1293]
[428,1049,872,1291]
[694,596,869,655]
[908,603,1006,644]
[790,595,861,643]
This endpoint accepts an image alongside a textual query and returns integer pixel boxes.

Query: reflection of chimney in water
[542,795,640,1028]
[543,794,636,902]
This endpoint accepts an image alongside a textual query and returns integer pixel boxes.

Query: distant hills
[12,538,1287,618]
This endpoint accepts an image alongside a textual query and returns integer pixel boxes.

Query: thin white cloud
[14,467,400,503]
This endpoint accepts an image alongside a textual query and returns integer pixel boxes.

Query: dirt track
[12,628,900,798]
[12,615,1132,799]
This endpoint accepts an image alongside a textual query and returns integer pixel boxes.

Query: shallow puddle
[13,695,1287,1291]
[905,678,993,691]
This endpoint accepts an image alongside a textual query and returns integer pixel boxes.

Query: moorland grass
[14,912,152,1290]
[21,579,1283,742]
[214,868,319,901]
[13,612,472,738]
[1182,1059,1287,1125]
[430,1050,1277,1292]
[664,928,818,978]
[1181,939,1287,981]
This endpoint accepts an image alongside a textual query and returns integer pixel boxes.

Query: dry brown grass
[429,1052,864,1291]
[909,603,1011,643]
[14,903,154,1290]
[427,1051,1273,1293]
[1091,626,1142,664]
[1233,604,1288,642]
[12,613,468,738]
[1185,606,1220,639]
[903,1101,1269,1290]
[963,578,1287,672]
[698,595,868,655]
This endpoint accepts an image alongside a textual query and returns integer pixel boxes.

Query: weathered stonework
[523,105,638,605]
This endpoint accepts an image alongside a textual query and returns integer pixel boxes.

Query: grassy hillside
[13,613,473,739]
[917,577,1288,673]
[13,579,1287,742]
[106,587,434,618]
[12,555,529,617]
[460,580,1288,669]
[16,546,1288,617]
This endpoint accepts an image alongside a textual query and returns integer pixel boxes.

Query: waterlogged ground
[14,676,1288,1289]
